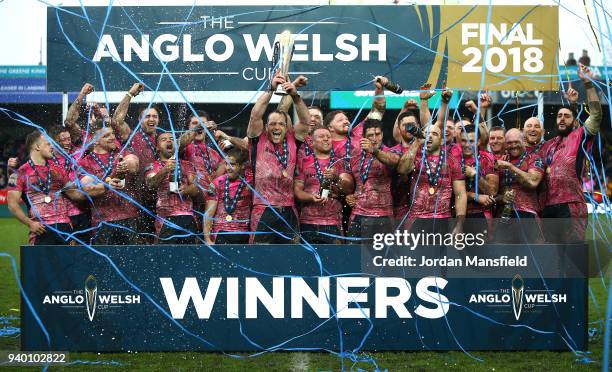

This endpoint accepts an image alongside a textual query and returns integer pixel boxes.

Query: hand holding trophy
[271,30,295,95]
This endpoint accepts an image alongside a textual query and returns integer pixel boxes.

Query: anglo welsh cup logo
[85,275,98,322]
[511,274,524,320]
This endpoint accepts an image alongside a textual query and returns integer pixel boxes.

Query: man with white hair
[494,129,545,243]
[522,117,545,155]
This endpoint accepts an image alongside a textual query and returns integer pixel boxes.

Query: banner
[47,5,558,92]
[22,244,586,352]
[330,90,460,110]
[0,65,46,92]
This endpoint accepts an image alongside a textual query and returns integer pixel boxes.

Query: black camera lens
[404,122,420,137]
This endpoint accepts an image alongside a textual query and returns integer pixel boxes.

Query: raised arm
[276,76,308,114]
[419,83,434,126]
[578,64,603,135]
[281,77,310,142]
[247,73,284,138]
[465,91,491,125]
[112,83,144,142]
[435,84,453,131]
[371,76,387,117]
[64,83,94,143]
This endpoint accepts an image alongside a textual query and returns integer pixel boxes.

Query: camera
[404,122,422,138]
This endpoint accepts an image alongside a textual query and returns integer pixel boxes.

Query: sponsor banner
[22,245,586,352]
[47,5,558,92]
[330,90,459,110]
[0,66,46,79]
[0,65,47,92]
[0,78,46,92]
[0,92,79,104]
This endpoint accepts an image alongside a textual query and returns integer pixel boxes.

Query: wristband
[127,92,136,98]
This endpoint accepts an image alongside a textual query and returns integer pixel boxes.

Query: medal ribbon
[273,138,289,169]
[223,176,245,214]
[359,150,375,184]
[27,159,52,195]
[424,149,445,187]
[304,141,313,156]
[52,154,72,174]
[529,141,543,155]
[313,149,336,184]
[90,151,115,178]
[344,136,352,168]
[195,142,213,174]
[139,128,159,160]
[461,153,483,191]
[545,137,562,168]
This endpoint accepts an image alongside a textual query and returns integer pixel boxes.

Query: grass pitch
[0,217,609,371]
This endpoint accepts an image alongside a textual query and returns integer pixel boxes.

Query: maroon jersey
[52,154,87,217]
[390,143,413,220]
[299,120,365,162]
[349,145,397,218]
[145,160,195,218]
[541,127,592,206]
[78,151,140,224]
[527,142,546,213]
[129,129,158,169]
[455,151,496,215]
[500,152,544,215]
[210,174,253,233]
[526,142,544,156]
[249,130,299,208]
[332,120,364,161]
[10,161,71,226]
[184,141,223,193]
[493,152,505,161]
[296,154,345,227]
[409,147,465,218]
[448,143,462,159]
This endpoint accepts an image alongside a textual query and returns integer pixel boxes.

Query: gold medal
[428,187,435,195]
[225,215,233,222]
[44,195,51,203]
[282,170,289,178]
[546,167,551,174]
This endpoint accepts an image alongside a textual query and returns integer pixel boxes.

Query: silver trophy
[271,30,295,95]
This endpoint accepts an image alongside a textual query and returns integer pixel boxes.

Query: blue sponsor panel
[0,77,46,92]
[47,6,444,92]
[21,245,586,351]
